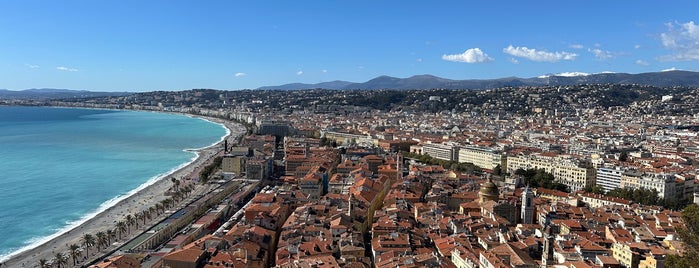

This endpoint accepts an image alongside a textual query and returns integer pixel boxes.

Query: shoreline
[1,113,244,267]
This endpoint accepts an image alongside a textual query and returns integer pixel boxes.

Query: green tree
[53,252,68,268]
[125,214,136,233]
[95,231,107,251]
[619,151,629,162]
[116,221,127,239]
[667,204,699,267]
[583,184,605,194]
[81,233,95,257]
[38,259,49,268]
[493,164,502,176]
[106,229,115,245]
[68,244,81,265]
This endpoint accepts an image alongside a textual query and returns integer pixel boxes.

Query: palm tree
[81,233,95,257]
[116,221,127,239]
[134,212,143,229]
[53,252,68,268]
[148,206,156,219]
[173,191,182,202]
[155,203,163,215]
[125,214,135,234]
[139,210,147,226]
[95,231,106,251]
[38,259,49,268]
[171,177,180,192]
[68,243,81,265]
[106,229,115,245]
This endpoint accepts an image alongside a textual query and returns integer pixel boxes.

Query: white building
[458,145,502,171]
[422,142,460,161]
[506,153,595,192]
[596,167,625,193]
[620,171,677,200]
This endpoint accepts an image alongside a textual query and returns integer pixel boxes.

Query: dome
[446,171,457,179]
[479,176,499,203]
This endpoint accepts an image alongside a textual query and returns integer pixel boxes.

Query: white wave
[0,118,232,262]
[0,156,199,262]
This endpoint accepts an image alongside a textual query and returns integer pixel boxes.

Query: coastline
[1,114,244,267]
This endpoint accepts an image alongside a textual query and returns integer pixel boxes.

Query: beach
[2,116,244,267]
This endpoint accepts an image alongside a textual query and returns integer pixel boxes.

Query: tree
[106,229,115,245]
[125,214,135,233]
[116,221,127,239]
[38,259,49,268]
[81,233,95,257]
[667,204,699,267]
[171,177,180,192]
[148,206,156,219]
[493,164,502,176]
[68,244,81,265]
[95,231,107,251]
[583,184,605,194]
[53,252,68,268]
[619,150,629,162]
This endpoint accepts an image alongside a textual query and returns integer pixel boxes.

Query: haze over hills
[0,88,131,99]
[2,71,699,99]
[257,70,699,90]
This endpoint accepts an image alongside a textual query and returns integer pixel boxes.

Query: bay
[0,106,227,260]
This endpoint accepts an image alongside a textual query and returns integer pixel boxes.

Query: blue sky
[1,1,698,92]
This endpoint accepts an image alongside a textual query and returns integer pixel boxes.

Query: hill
[257,70,699,90]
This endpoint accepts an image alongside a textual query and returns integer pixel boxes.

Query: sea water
[0,106,227,260]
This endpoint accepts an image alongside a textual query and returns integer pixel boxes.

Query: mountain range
[257,70,699,90]
[2,71,699,99]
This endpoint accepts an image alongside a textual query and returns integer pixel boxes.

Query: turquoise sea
[0,106,227,261]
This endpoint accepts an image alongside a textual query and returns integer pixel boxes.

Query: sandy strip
[2,116,245,268]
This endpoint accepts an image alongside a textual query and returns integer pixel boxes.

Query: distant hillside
[257,70,699,90]
[0,88,132,99]
[257,80,353,90]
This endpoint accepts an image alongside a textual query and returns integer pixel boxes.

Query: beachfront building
[222,147,251,175]
[257,120,292,137]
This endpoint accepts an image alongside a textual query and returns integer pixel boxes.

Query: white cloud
[234,72,246,77]
[659,21,699,61]
[661,67,679,72]
[416,58,423,63]
[508,58,519,64]
[635,60,650,66]
[538,72,589,78]
[442,48,494,63]
[296,70,303,75]
[322,69,328,73]
[589,48,614,60]
[25,64,40,69]
[634,44,641,49]
[56,66,78,72]
[502,45,577,62]
[570,44,584,49]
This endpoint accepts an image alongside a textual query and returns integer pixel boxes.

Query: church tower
[521,186,534,224]
[541,226,555,267]
[478,175,499,204]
